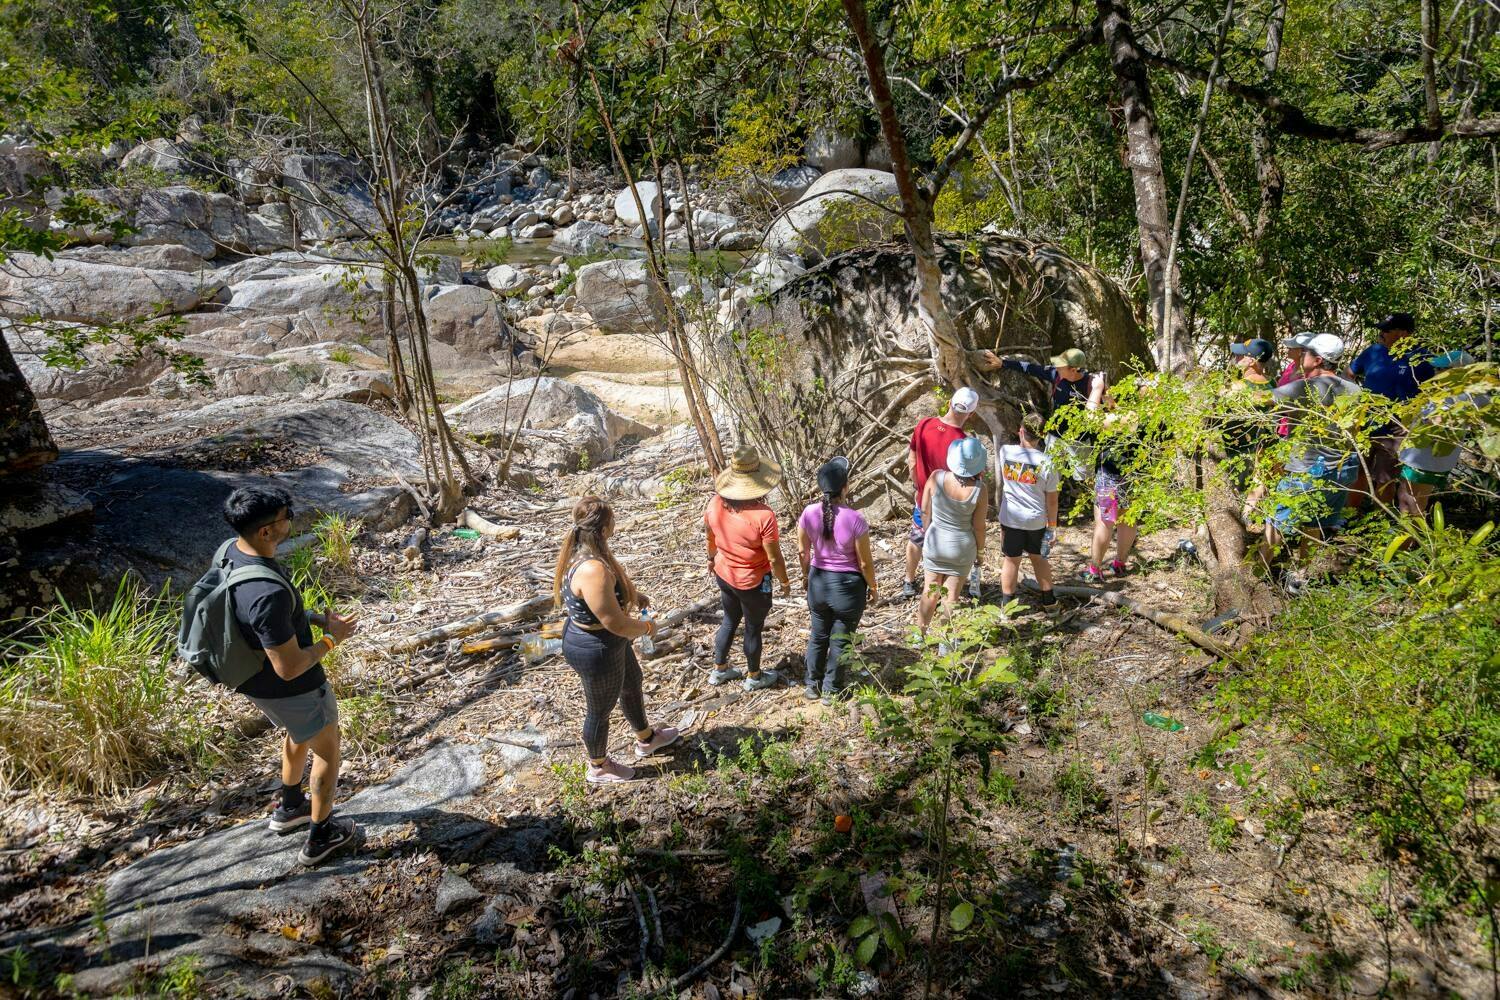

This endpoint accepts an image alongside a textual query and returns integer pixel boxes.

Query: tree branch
[1140,48,1500,150]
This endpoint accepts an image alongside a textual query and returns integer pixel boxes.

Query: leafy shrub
[0,582,224,793]
[1222,513,1499,922]
[471,237,514,268]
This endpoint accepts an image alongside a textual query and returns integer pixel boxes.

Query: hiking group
[185,310,1488,862]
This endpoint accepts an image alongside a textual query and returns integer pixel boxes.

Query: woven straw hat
[715,445,782,501]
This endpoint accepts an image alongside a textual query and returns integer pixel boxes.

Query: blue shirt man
[1349,312,1434,402]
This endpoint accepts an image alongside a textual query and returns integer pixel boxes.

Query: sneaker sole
[297,831,359,866]
[268,814,312,834]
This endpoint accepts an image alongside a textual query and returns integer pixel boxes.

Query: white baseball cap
[950,387,980,413]
[1279,331,1316,350]
[1306,332,1345,364]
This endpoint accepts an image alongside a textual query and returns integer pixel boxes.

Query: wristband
[319,635,337,655]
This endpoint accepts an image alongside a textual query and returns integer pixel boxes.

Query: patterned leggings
[562,620,648,759]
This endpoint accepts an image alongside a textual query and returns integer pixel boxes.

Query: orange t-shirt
[703,495,779,591]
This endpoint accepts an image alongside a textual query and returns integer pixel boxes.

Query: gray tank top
[930,470,980,531]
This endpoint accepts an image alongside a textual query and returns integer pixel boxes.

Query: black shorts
[1002,527,1045,557]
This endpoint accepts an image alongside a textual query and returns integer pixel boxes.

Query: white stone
[612,182,663,227]
[763,168,900,260]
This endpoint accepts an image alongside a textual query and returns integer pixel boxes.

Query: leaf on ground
[950,901,974,932]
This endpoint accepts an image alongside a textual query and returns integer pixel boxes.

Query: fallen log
[1037,583,1234,659]
[402,527,429,569]
[462,508,521,540]
[389,595,554,654]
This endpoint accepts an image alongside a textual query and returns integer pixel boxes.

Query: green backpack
[177,539,292,688]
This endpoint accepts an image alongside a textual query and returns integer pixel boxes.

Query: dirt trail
[1,457,1489,997]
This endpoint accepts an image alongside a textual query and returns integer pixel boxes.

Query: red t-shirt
[910,417,968,505]
[703,494,779,591]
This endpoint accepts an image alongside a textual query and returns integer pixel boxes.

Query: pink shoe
[585,759,636,784]
[1109,559,1128,577]
[634,726,680,759]
[1082,564,1105,584]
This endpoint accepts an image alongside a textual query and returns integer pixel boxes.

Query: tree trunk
[841,0,971,389]
[1199,445,1280,619]
[1098,0,1188,372]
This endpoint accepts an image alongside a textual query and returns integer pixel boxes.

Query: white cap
[950,387,980,413]
[1280,331,1317,350]
[1306,332,1345,364]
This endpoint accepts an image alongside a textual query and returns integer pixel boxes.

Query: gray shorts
[247,684,339,744]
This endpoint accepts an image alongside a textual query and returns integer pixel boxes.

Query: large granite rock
[120,138,190,175]
[419,284,517,369]
[0,139,54,196]
[60,244,211,272]
[573,259,705,336]
[281,154,380,242]
[0,334,55,475]
[47,186,294,258]
[806,129,862,172]
[763,168,900,261]
[445,376,653,471]
[724,234,1150,499]
[0,253,227,323]
[550,220,611,256]
[613,182,663,228]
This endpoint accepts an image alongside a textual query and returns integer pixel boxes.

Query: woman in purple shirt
[797,457,879,702]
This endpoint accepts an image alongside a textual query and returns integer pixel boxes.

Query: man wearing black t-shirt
[222,485,360,866]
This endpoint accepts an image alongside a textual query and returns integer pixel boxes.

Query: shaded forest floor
[1,466,1492,998]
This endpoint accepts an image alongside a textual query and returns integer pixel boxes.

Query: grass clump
[0,581,223,793]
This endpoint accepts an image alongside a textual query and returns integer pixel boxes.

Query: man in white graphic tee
[997,413,1061,610]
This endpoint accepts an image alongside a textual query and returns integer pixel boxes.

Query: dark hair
[721,496,750,513]
[820,492,837,539]
[1019,412,1045,444]
[223,484,293,536]
[552,495,625,606]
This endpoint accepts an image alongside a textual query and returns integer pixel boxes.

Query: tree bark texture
[1098,0,1189,372]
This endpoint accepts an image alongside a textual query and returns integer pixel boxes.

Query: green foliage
[1222,512,1499,922]
[0,581,227,793]
[471,238,514,268]
[327,346,354,365]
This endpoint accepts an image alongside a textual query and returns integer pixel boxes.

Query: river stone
[59,244,211,272]
[806,129,862,172]
[714,229,760,251]
[759,164,822,206]
[445,376,652,471]
[613,182,663,227]
[0,253,227,324]
[435,872,484,916]
[486,264,533,295]
[573,258,691,336]
[518,222,553,240]
[551,220,611,255]
[763,168,900,261]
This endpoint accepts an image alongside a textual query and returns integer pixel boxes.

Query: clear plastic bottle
[1041,528,1056,558]
[636,610,656,655]
[520,637,563,662]
[967,564,982,597]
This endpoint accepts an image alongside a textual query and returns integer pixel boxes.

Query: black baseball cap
[817,456,850,495]
[1375,312,1416,333]
[1231,338,1274,363]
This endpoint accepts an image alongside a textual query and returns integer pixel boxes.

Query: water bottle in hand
[968,564,982,598]
[1041,528,1056,558]
[636,610,655,655]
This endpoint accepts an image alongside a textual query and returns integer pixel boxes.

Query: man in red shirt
[903,387,977,598]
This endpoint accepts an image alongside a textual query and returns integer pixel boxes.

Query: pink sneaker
[585,759,636,784]
[634,726,680,759]
[1109,559,1128,577]
[1082,564,1105,584]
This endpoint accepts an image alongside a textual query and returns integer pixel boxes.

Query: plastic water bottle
[520,637,563,662]
[636,611,656,655]
[1142,711,1185,732]
[968,564,982,597]
[1041,529,1056,558]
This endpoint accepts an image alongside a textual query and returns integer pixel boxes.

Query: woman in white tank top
[918,437,989,637]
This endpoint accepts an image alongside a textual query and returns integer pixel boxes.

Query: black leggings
[714,573,773,674]
[562,620,648,759]
[805,568,868,694]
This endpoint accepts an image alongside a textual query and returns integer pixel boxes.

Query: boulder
[691,209,740,238]
[0,253,227,324]
[281,154,380,242]
[573,259,672,336]
[863,138,894,172]
[759,164,821,206]
[417,253,462,285]
[419,284,517,367]
[518,222,553,240]
[47,185,297,258]
[511,210,540,230]
[221,262,377,330]
[714,229,760,252]
[445,376,652,471]
[0,335,57,476]
[552,204,576,226]
[120,138,190,175]
[550,220,611,255]
[485,264,533,295]
[763,168,900,261]
[806,129,862,172]
[613,182,663,228]
[227,156,280,204]
[59,243,210,272]
[0,139,53,196]
[725,235,1150,494]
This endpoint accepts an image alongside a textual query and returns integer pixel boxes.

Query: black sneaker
[900,579,919,600]
[803,687,820,701]
[298,817,362,866]
[268,800,312,834]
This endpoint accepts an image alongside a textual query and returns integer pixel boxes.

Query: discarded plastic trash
[1142,711,1185,732]
[519,637,563,662]
[453,528,480,540]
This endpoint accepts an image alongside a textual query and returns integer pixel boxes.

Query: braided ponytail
[821,492,836,540]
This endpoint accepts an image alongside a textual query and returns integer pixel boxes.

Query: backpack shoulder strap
[212,538,238,568]
[226,565,294,591]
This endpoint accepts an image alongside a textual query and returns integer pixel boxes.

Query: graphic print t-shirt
[997,444,1059,530]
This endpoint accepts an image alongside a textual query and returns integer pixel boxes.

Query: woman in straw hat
[703,445,792,691]
[917,436,989,636]
[553,496,679,784]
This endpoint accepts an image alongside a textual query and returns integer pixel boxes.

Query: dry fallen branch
[461,509,521,540]
[1040,583,1233,658]
[389,595,554,654]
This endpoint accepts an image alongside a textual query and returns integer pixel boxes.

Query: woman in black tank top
[551,496,679,784]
